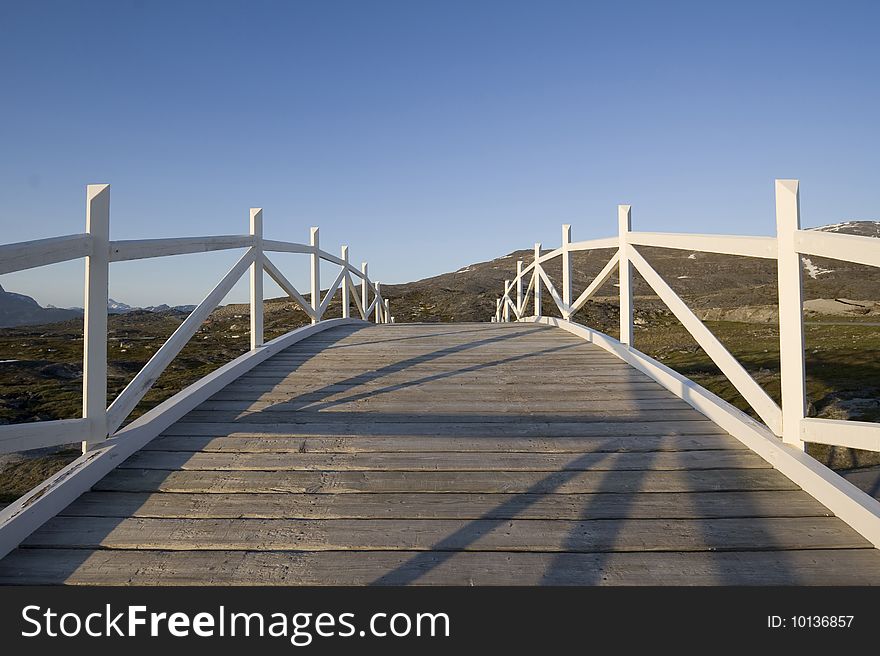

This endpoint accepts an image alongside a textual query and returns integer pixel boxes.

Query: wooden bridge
[1,181,880,585]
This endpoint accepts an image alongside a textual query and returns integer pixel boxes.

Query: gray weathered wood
[24,516,869,551]
[4,548,879,586]
[143,434,745,453]
[160,420,729,437]
[63,490,830,520]
[94,468,799,494]
[119,450,769,472]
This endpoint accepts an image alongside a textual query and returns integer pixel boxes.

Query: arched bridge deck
[2,322,880,585]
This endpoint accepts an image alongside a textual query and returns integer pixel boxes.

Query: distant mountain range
[0,287,196,328]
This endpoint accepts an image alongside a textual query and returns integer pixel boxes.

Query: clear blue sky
[1,0,878,307]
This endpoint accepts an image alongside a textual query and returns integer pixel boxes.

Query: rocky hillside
[0,285,81,328]
[381,221,880,323]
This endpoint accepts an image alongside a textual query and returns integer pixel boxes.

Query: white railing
[0,183,392,454]
[493,179,880,454]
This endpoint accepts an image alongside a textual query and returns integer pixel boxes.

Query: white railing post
[374,282,382,323]
[310,226,320,323]
[249,208,264,350]
[361,262,368,320]
[503,280,511,322]
[495,298,501,322]
[340,245,350,319]
[384,298,390,324]
[776,179,806,449]
[515,260,524,318]
[618,204,633,346]
[82,184,110,452]
[561,224,572,319]
[534,242,542,319]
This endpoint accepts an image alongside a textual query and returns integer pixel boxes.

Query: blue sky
[1,0,878,307]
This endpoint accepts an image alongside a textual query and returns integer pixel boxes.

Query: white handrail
[494,178,880,455]
[0,233,92,275]
[628,232,778,259]
[794,229,880,269]
[0,184,390,454]
[110,235,255,262]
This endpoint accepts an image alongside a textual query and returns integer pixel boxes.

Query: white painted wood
[776,179,807,449]
[384,298,391,324]
[503,280,511,321]
[347,272,366,320]
[0,418,91,454]
[627,246,783,435]
[628,232,778,259]
[0,319,362,562]
[110,235,253,262]
[361,262,369,321]
[537,266,567,317]
[0,233,92,275]
[569,251,620,314]
[262,256,316,319]
[561,224,572,319]
[519,269,535,317]
[314,249,349,269]
[535,246,563,266]
[801,418,880,452]
[618,205,633,346]
[365,291,379,320]
[515,260,524,319]
[494,299,501,322]
[310,227,320,324]
[105,249,256,435]
[261,239,312,254]
[82,184,110,452]
[341,246,350,319]
[249,209,263,350]
[533,243,542,319]
[568,236,619,252]
[794,229,880,269]
[522,316,880,549]
[374,282,382,323]
[318,266,347,317]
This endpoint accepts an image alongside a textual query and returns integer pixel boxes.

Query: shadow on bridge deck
[2,322,880,585]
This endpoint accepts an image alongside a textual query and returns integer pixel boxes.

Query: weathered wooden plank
[216,381,668,393]
[179,408,710,423]
[23,516,869,551]
[236,372,657,384]
[94,468,799,494]
[119,450,769,472]
[143,434,745,453]
[62,490,831,520]
[5,548,880,586]
[249,362,637,373]
[193,398,695,414]
[203,389,677,404]
[160,420,729,437]
[263,354,625,363]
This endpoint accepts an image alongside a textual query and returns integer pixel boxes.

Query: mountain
[379,220,880,323]
[0,285,81,328]
[108,298,136,314]
[0,289,197,328]
[143,303,197,313]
